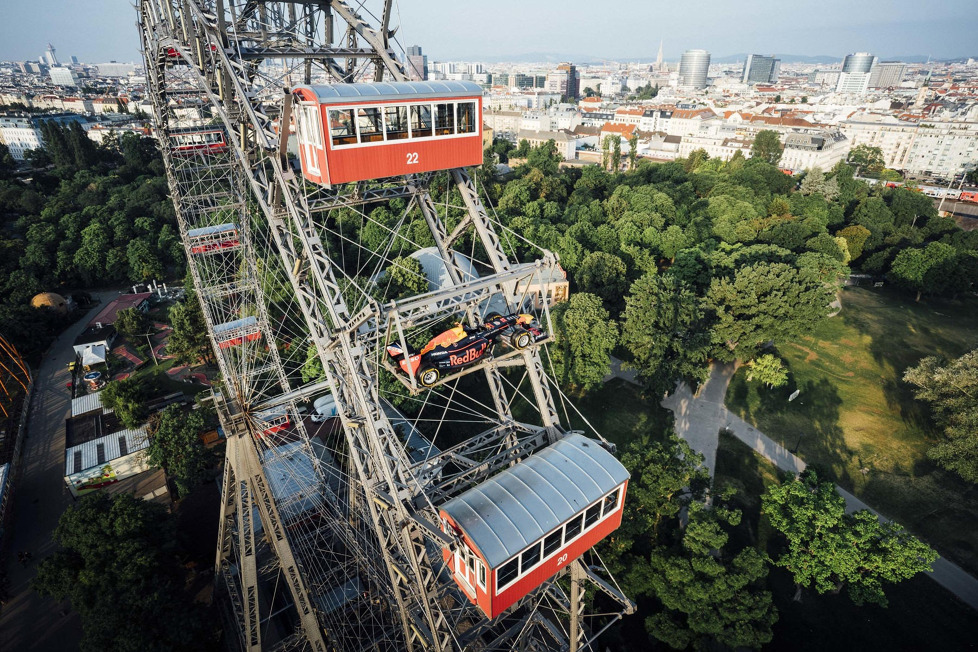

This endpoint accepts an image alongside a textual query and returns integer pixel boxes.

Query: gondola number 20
[556,553,569,567]
[406,152,419,164]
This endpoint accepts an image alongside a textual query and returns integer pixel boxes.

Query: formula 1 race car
[386,313,547,387]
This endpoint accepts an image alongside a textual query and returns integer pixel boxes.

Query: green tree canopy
[621,273,712,396]
[750,130,783,166]
[847,144,885,176]
[32,493,208,651]
[888,241,957,301]
[837,224,871,261]
[114,306,151,340]
[574,251,628,314]
[746,353,789,387]
[384,255,428,300]
[0,143,16,179]
[526,139,561,175]
[639,502,778,650]
[100,377,147,429]
[301,343,325,383]
[514,138,530,158]
[147,405,210,497]
[703,261,835,361]
[762,469,938,606]
[904,349,978,483]
[167,293,210,366]
[798,167,825,196]
[549,292,618,391]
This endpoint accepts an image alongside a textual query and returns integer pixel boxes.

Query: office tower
[868,61,906,88]
[742,54,781,84]
[406,45,427,81]
[842,52,876,73]
[49,66,78,87]
[546,63,579,99]
[679,49,710,89]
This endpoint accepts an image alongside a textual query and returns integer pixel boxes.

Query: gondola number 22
[406,152,419,164]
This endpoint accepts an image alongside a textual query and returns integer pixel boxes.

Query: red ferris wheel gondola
[291,81,484,186]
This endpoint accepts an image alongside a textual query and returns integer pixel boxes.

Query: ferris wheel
[137,2,634,650]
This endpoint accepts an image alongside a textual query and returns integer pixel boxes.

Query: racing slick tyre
[511,329,532,350]
[418,365,440,388]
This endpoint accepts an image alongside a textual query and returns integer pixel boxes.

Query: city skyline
[1,0,976,65]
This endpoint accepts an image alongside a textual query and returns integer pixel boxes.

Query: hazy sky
[1,0,976,64]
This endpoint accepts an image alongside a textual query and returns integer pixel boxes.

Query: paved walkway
[0,291,120,651]
[662,361,978,611]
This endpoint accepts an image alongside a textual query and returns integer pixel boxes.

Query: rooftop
[64,426,149,475]
[65,411,124,448]
[87,292,152,327]
[73,324,116,347]
[71,391,113,418]
[297,80,482,105]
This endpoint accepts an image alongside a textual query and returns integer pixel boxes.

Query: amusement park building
[63,403,153,497]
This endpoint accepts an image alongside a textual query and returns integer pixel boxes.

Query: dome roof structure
[31,292,68,315]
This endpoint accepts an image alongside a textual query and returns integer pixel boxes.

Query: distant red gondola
[255,405,290,436]
[214,316,261,349]
[169,127,228,157]
[291,81,483,186]
[187,223,240,254]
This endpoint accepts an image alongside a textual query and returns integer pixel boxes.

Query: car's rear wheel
[511,329,532,350]
[418,366,440,387]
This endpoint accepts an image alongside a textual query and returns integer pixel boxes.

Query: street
[0,291,120,651]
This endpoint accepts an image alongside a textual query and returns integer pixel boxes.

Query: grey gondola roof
[439,433,629,568]
[187,222,237,238]
[296,80,483,105]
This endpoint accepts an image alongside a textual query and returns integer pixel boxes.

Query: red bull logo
[449,343,486,367]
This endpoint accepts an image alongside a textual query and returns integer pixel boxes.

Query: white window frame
[298,104,322,175]
[325,98,481,150]
[494,483,624,595]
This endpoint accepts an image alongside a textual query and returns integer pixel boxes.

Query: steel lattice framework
[0,334,30,420]
[137,2,633,650]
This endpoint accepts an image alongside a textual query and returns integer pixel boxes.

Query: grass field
[714,432,978,652]
[725,285,978,574]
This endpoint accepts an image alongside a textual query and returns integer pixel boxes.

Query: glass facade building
[679,49,711,89]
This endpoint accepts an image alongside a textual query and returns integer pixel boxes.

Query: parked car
[386,313,546,387]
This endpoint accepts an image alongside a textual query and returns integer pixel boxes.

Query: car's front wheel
[418,366,440,387]
[511,329,532,350]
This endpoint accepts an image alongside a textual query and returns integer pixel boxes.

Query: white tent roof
[81,344,106,366]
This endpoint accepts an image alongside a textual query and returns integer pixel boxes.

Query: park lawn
[714,432,978,652]
[725,285,978,574]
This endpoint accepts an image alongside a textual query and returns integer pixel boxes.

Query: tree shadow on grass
[880,376,932,435]
[714,431,764,550]
[748,375,851,487]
